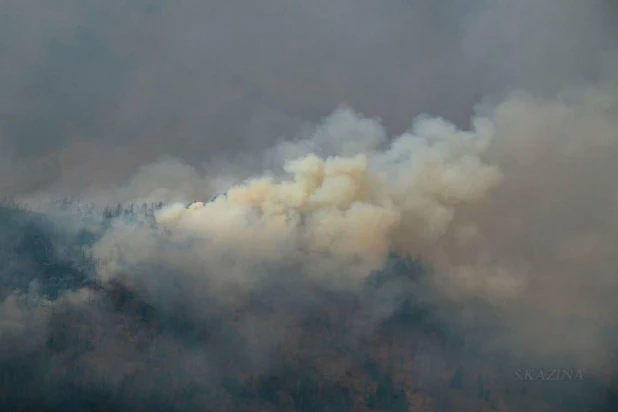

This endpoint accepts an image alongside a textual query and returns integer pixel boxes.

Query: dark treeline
[1,195,167,217]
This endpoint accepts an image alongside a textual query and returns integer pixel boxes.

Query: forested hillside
[1,200,616,411]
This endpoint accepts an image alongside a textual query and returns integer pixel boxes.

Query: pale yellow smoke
[90,85,618,372]
[153,114,503,287]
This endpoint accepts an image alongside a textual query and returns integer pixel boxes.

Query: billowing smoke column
[95,84,618,369]
[149,111,502,288]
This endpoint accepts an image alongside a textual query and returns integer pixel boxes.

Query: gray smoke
[1,0,615,198]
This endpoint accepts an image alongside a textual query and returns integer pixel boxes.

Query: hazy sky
[0,0,616,196]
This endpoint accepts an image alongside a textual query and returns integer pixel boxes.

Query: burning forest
[1,1,618,411]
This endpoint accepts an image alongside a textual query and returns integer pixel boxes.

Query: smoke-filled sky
[1,1,618,410]
[1,0,616,198]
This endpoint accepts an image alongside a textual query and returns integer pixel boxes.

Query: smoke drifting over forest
[1,0,618,411]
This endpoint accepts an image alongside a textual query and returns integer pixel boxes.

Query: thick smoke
[93,83,618,372]
[1,0,618,410]
[149,111,501,284]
